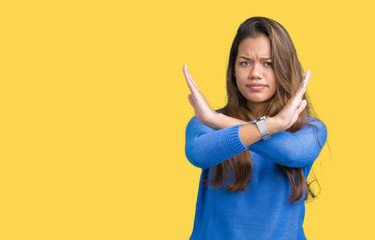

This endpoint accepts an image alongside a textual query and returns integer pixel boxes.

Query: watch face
[249,115,268,124]
[256,116,268,122]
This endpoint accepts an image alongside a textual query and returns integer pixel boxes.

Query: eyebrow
[238,56,271,60]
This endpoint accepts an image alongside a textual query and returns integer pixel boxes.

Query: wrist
[264,117,284,135]
[204,111,221,128]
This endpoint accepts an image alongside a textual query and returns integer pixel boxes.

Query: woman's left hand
[183,64,217,125]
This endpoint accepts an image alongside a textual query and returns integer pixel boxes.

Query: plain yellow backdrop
[1,0,374,239]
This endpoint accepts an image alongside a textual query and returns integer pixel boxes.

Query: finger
[186,65,199,88]
[183,64,199,94]
[296,69,311,100]
[297,99,307,114]
[183,64,194,90]
[188,93,194,107]
[304,69,311,85]
[296,98,303,108]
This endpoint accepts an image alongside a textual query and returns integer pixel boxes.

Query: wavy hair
[202,16,321,203]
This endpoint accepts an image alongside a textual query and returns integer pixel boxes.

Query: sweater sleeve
[185,115,248,169]
[248,118,328,168]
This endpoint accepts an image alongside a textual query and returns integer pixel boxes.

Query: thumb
[188,94,194,107]
[297,99,307,114]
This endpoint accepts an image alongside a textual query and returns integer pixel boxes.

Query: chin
[246,97,271,103]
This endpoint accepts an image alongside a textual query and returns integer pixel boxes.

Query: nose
[248,63,262,80]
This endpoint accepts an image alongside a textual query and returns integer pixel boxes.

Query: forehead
[237,35,271,57]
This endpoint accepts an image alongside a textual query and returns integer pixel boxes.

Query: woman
[183,17,327,240]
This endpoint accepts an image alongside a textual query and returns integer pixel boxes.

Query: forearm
[207,113,283,147]
[185,116,248,169]
[185,113,326,169]
[249,120,327,167]
[204,113,327,168]
[206,113,248,129]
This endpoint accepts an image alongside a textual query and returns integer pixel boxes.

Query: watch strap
[248,115,271,140]
[255,119,271,140]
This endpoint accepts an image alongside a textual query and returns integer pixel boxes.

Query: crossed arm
[185,113,327,169]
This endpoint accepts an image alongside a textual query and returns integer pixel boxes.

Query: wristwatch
[249,116,271,140]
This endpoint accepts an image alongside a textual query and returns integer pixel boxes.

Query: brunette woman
[183,17,327,240]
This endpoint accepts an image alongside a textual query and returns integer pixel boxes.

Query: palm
[275,70,311,130]
[183,65,216,125]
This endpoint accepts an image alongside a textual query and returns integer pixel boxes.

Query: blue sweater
[185,111,327,240]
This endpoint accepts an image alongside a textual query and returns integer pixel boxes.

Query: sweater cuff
[227,124,248,153]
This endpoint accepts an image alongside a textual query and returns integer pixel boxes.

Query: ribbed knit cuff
[247,121,263,151]
[227,124,248,153]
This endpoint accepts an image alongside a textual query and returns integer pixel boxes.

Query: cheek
[267,73,277,89]
[236,70,248,81]
[270,80,277,94]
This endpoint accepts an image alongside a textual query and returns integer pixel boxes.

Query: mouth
[246,83,267,90]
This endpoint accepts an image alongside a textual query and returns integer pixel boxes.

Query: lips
[246,83,267,91]
[247,83,267,87]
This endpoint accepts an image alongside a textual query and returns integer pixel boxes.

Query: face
[234,35,277,111]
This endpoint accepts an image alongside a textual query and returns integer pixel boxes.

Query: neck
[247,101,269,120]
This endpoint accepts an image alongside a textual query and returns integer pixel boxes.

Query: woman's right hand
[274,70,311,131]
[183,64,218,126]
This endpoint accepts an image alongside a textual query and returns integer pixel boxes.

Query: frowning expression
[234,35,277,108]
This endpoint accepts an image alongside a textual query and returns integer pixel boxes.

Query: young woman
[183,17,327,240]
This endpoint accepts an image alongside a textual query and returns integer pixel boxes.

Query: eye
[240,61,251,66]
[265,62,272,67]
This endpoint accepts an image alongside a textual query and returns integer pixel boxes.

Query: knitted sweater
[185,110,327,240]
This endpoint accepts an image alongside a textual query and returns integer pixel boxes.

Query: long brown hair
[202,16,321,203]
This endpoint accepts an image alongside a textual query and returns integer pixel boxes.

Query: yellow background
[0,0,374,239]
